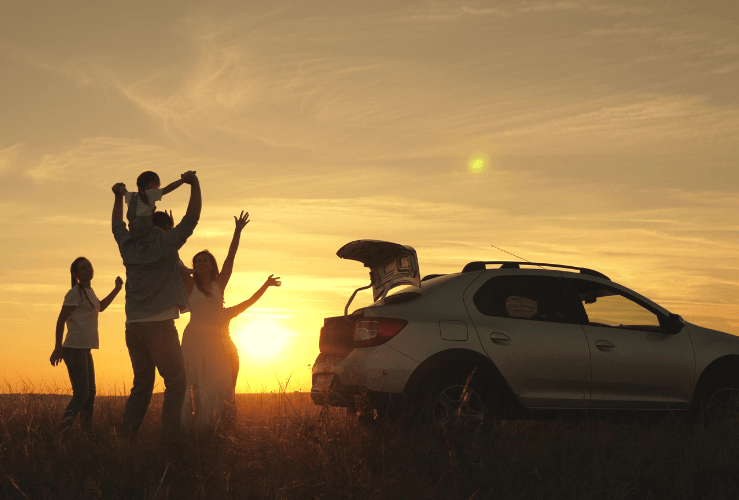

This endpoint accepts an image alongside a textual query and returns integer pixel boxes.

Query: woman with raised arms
[180,211,280,429]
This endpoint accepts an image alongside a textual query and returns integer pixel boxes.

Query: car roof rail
[461,261,610,281]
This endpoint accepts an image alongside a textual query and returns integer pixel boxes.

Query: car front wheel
[703,386,739,425]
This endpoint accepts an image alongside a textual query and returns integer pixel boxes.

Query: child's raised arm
[161,178,184,195]
[162,171,197,195]
[99,276,124,312]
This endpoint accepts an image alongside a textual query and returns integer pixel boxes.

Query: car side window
[473,275,569,323]
[567,279,663,332]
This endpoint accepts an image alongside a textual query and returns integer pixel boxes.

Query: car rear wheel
[419,372,494,430]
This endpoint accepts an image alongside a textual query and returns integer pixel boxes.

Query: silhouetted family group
[50,171,280,445]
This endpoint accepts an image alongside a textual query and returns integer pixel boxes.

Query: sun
[234,320,289,358]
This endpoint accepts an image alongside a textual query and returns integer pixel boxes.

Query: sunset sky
[1,0,737,394]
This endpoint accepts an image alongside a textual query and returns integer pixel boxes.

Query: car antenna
[491,244,546,270]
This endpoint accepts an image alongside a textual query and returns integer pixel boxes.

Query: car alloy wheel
[432,383,485,427]
[705,387,739,424]
[423,372,490,430]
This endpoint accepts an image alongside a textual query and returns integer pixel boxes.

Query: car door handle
[595,340,615,351]
[490,332,512,345]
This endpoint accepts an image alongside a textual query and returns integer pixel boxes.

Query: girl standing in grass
[49,257,123,431]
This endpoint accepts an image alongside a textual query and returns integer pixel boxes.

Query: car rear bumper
[309,376,405,414]
[311,344,418,407]
[312,344,418,393]
[309,374,357,407]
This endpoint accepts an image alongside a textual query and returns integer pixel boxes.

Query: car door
[561,276,695,409]
[463,270,591,408]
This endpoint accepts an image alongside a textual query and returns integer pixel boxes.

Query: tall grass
[1,389,739,499]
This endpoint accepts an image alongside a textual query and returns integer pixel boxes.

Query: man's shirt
[113,215,197,322]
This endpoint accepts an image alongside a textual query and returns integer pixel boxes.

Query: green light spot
[467,154,489,174]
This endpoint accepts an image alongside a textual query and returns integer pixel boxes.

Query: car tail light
[354,318,408,348]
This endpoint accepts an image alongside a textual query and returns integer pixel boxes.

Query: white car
[311,240,739,426]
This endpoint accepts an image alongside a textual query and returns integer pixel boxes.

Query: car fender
[687,322,739,391]
[401,348,514,402]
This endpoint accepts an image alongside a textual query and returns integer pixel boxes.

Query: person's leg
[80,350,96,431]
[222,335,239,426]
[122,323,156,438]
[224,335,239,397]
[146,320,186,444]
[61,348,90,430]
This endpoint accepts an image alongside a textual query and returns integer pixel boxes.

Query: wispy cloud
[462,1,649,17]
[0,283,57,293]
[25,137,194,184]
[0,143,24,173]
[41,216,107,227]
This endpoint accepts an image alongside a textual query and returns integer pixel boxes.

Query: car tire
[417,371,495,430]
[699,384,739,426]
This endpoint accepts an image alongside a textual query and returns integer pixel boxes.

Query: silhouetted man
[110,171,201,445]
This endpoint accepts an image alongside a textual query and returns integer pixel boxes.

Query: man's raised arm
[111,183,129,245]
[181,171,201,221]
[112,183,125,222]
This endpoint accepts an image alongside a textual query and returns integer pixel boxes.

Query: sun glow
[467,154,489,174]
[234,320,290,358]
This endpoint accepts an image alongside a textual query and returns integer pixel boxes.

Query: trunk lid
[337,239,421,302]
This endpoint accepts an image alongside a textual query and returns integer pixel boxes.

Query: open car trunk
[317,240,420,356]
[337,240,421,302]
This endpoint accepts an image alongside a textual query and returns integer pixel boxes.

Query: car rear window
[473,275,569,323]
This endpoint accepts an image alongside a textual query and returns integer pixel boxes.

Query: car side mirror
[665,313,685,334]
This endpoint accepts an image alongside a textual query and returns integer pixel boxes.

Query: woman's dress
[181,282,235,429]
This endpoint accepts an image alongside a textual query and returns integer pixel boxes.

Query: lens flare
[467,154,489,174]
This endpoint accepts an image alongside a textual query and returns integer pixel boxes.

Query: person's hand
[50,346,64,367]
[265,274,281,287]
[234,211,250,231]
[115,276,123,289]
[166,210,174,225]
[111,183,126,195]
[181,170,198,184]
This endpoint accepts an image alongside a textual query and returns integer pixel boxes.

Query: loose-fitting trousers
[121,320,186,444]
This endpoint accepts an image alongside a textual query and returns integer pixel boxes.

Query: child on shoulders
[117,171,189,240]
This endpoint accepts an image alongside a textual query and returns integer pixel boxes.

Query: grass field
[2,391,739,499]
